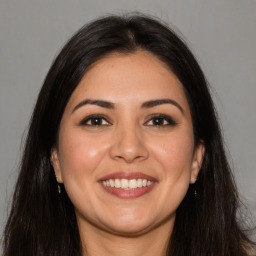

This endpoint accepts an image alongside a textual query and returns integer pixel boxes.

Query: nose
[109,125,149,163]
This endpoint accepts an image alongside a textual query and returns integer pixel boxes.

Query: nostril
[109,129,149,162]
[111,151,148,163]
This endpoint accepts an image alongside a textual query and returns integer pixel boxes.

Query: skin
[51,51,204,256]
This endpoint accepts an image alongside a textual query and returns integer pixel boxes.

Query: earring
[194,176,198,199]
[194,189,197,198]
[58,184,61,194]
[56,175,61,194]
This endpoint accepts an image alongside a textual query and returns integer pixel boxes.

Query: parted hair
[3,13,255,256]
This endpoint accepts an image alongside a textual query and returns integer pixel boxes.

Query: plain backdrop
[0,0,255,234]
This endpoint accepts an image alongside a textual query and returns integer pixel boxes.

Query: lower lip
[100,183,156,199]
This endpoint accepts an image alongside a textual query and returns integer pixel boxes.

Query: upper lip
[98,172,158,182]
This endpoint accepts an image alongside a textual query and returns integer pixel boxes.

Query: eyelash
[80,114,111,126]
[145,114,177,127]
[79,114,177,127]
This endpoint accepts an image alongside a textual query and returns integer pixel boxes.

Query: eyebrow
[72,99,115,112]
[141,99,184,114]
[72,98,184,115]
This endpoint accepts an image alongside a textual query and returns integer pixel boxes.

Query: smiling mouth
[99,172,157,199]
[102,178,154,189]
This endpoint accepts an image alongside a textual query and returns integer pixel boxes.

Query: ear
[190,141,205,184]
[51,147,63,183]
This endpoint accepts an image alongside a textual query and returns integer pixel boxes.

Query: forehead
[65,51,190,113]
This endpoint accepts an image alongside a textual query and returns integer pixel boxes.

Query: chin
[98,211,174,237]
[102,221,156,237]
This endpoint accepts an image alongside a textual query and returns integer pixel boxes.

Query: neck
[78,218,174,256]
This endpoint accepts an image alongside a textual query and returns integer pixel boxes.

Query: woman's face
[51,51,204,236]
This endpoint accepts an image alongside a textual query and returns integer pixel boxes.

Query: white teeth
[121,179,129,189]
[147,180,153,186]
[114,179,121,188]
[109,179,115,187]
[129,179,137,189]
[102,178,154,189]
[137,179,142,188]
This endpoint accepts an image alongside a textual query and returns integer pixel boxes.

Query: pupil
[154,119,162,125]
[93,118,101,125]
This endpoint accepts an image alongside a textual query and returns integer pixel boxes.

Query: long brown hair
[3,13,255,256]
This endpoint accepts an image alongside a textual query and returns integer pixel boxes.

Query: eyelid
[79,113,177,127]
[144,114,178,126]
[79,114,112,126]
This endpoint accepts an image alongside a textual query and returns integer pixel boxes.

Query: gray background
[0,0,255,235]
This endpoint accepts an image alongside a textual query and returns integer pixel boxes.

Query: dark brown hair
[3,13,255,256]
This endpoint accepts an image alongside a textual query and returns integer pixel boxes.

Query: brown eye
[145,114,177,127]
[80,115,110,126]
[149,118,168,126]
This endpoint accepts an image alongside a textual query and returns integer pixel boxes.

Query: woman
[3,14,255,256]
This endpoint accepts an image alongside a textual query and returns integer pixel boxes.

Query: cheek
[58,129,109,183]
[154,132,194,171]
[57,129,112,217]
[151,133,194,211]
[150,131,194,202]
